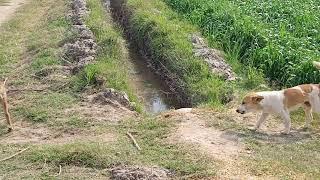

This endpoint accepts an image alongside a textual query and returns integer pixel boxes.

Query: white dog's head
[236,93,264,114]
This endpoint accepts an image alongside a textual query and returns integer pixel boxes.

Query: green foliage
[14,93,76,123]
[163,0,320,87]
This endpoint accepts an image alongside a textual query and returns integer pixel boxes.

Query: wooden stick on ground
[8,88,46,92]
[126,132,141,151]
[0,147,30,162]
[54,165,62,177]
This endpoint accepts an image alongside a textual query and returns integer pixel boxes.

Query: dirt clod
[110,166,171,180]
[64,0,97,73]
[191,34,236,81]
[69,0,88,25]
[89,89,135,111]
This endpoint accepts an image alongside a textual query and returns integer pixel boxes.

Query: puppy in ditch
[0,78,13,132]
[236,61,320,134]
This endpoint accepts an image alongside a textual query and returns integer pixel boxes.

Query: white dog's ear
[312,61,320,69]
[252,95,264,103]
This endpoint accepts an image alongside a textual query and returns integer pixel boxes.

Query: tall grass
[164,0,320,87]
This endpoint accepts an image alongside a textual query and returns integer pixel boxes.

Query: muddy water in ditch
[128,50,174,114]
[108,0,176,114]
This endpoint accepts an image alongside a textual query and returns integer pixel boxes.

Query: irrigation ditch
[107,0,193,109]
[66,0,236,114]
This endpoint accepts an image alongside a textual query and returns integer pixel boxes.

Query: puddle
[128,49,175,114]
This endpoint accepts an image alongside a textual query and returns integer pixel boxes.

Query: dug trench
[101,0,184,114]
[108,0,193,108]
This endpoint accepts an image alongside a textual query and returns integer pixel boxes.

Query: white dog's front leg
[254,112,269,130]
[280,110,291,134]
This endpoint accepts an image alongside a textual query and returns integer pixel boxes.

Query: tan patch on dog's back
[298,84,313,94]
[283,88,307,109]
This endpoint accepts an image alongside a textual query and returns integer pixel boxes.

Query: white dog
[236,61,320,134]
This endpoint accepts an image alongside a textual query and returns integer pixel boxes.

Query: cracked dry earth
[0,0,26,26]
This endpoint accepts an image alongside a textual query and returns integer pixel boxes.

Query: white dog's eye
[242,102,245,105]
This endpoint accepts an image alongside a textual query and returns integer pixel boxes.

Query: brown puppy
[0,78,13,131]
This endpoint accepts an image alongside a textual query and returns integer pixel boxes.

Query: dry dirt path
[0,0,26,26]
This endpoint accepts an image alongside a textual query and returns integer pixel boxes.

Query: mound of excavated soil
[191,34,236,81]
[63,0,97,73]
[110,165,171,180]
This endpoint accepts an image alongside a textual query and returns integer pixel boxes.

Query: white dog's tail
[312,61,320,69]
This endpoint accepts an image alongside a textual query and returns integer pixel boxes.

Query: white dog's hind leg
[254,112,269,130]
[280,110,291,134]
[303,103,313,129]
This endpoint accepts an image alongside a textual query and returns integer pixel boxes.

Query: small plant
[84,64,98,86]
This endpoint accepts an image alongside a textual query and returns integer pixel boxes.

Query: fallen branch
[8,88,46,92]
[54,165,62,177]
[0,147,30,162]
[126,132,141,151]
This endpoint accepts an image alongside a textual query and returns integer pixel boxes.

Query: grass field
[163,0,320,87]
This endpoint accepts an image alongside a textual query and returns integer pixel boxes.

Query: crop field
[164,0,320,87]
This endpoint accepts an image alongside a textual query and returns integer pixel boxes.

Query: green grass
[0,0,78,126]
[163,0,320,87]
[26,118,216,178]
[245,139,320,178]
[14,92,76,123]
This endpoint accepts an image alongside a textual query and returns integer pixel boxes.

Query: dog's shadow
[223,128,317,144]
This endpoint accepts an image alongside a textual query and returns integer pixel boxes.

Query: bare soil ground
[166,108,252,178]
[165,106,319,178]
